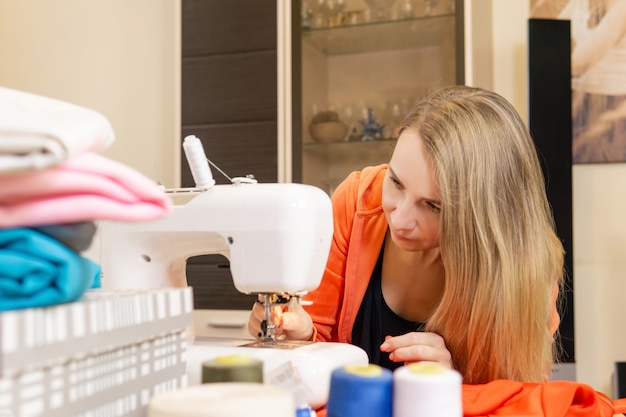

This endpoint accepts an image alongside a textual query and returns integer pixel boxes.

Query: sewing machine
[91,166,368,409]
[96,181,333,304]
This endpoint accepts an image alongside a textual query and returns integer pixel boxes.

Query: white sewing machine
[96,181,333,298]
[91,137,368,409]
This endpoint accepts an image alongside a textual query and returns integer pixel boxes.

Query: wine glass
[364,0,398,22]
[315,0,346,27]
[396,0,417,19]
[424,0,438,16]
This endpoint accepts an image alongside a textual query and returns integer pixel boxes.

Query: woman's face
[382,128,441,252]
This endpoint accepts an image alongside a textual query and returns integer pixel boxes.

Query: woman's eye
[390,176,402,187]
[426,202,441,213]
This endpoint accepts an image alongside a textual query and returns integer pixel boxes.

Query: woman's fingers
[380,332,453,368]
[279,298,314,340]
[247,297,313,341]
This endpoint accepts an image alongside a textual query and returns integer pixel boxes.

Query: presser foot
[258,292,294,342]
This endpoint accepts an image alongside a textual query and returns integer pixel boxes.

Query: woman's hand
[379,332,453,368]
[247,296,314,341]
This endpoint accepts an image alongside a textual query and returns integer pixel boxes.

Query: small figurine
[359,108,386,141]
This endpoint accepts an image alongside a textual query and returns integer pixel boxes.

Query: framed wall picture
[531,0,626,164]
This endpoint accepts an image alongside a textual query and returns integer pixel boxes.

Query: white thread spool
[183,135,215,189]
[148,383,294,417]
[393,362,462,417]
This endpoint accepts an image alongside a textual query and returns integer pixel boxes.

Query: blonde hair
[398,86,565,384]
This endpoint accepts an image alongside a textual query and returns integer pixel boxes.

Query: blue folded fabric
[0,228,101,311]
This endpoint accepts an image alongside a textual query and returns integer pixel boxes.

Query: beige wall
[465,0,529,121]
[467,0,626,397]
[0,0,181,188]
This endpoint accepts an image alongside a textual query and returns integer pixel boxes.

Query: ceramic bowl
[309,121,349,143]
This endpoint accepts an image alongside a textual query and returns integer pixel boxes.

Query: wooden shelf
[303,137,397,162]
[302,13,456,56]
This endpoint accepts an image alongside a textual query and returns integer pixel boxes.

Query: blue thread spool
[326,364,392,417]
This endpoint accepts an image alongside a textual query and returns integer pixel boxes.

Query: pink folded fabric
[0,87,115,174]
[0,152,172,227]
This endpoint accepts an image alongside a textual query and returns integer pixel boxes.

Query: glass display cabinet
[298,0,464,193]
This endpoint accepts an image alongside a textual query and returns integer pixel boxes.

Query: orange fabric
[315,380,626,416]
[462,380,626,416]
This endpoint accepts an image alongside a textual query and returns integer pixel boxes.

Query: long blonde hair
[399,86,565,383]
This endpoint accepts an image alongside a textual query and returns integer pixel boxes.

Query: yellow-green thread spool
[202,355,263,383]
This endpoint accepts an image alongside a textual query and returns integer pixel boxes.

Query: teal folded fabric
[0,228,101,311]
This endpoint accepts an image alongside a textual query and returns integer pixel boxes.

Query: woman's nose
[390,200,417,230]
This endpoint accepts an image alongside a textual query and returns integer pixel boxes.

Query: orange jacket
[305,165,389,343]
[317,380,626,416]
[304,164,560,342]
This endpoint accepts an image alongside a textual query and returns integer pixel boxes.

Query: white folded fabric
[0,86,115,174]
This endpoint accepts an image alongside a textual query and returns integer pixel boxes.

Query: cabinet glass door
[299,0,464,194]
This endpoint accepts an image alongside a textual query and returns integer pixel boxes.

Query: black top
[351,241,425,370]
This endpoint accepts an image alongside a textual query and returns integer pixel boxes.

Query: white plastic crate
[0,288,193,417]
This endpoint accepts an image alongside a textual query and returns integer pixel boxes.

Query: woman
[248,85,564,384]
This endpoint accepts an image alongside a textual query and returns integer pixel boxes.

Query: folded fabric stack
[0,87,172,311]
[0,86,115,173]
[0,225,100,311]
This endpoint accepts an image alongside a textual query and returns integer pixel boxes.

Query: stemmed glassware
[364,0,398,22]
[424,0,438,16]
[396,0,416,19]
[314,0,346,27]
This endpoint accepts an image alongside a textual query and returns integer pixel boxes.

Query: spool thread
[148,383,294,417]
[201,355,263,384]
[393,363,463,417]
[326,364,392,417]
[183,135,215,189]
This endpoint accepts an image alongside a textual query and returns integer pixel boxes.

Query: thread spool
[326,364,392,417]
[393,362,462,417]
[148,383,293,417]
[202,354,263,383]
[182,135,215,189]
